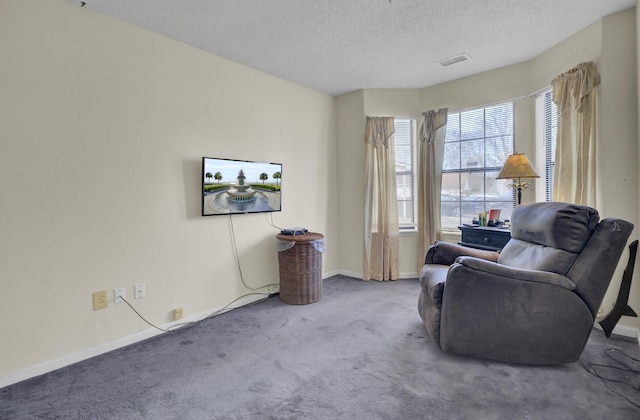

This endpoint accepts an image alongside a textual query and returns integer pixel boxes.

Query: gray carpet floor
[1,275,639,419]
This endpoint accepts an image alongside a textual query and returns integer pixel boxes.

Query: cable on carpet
[118,291,277,334]
[578,348,640,408]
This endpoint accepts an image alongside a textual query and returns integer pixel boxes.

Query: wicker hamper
[276,232,324,304]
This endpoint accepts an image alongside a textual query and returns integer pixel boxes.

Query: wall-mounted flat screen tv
[202,157,282,216]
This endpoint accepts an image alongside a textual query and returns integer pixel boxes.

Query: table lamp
[496,153,539,205]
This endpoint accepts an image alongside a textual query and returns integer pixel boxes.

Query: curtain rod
[370,91,547,117]
[527,85,551,98]
[447,95,526,114]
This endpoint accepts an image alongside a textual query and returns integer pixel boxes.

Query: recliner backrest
[498,202,633,317]
[498,202,599,275]
[566,218,633,316]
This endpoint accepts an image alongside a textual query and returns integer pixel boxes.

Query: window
[441,103,515,231]
[394,118,416,229]
[543,90,557,201]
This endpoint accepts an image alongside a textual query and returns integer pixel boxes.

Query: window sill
[399,228,417,236]
[440,229,461,244]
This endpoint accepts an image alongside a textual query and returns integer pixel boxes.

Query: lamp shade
[496,153,539,180]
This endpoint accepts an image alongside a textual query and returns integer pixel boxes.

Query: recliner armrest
[455,256,576,290]
[426,241,499,265]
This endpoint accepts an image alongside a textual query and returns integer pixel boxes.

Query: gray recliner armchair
[418,202,634,364]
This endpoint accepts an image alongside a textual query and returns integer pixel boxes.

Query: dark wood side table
[458,225,511,251]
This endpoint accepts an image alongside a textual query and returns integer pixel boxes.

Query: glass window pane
[486,135,513,168]
[394,118,415,227]
[488,178,514,201]
[441,172,460,197]
[445,113,460,142]
[485,103,514,136]
[461,139,484,169]
[394,125,412,171]
[460,108,484,140]
[398,200,413,225]
[441,172,461,229]
[461,201,485,223]
[544,90,557,202]
[441,202,460,228]
[443,142,460,170]
[461,172,485,198]
[396,173,413,200]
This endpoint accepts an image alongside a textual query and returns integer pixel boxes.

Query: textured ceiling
[83,0,635,96]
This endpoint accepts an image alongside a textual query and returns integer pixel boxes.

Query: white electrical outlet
[114,288,126,304]
[134,283,145,299]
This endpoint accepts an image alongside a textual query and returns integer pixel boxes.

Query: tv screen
[202,157,282,216]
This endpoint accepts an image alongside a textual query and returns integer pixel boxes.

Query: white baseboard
[333,269,418,280]
[593,320,640,343]
[0,293,269,389]
[321,269,342,279]
[336,269,362,279]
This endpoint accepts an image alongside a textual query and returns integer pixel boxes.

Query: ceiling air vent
[437,53,471,67]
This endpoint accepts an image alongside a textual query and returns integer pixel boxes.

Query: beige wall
[0,0,338,385]
[336,89,422,277]
[598,10,639,333]
[336,90,365,276]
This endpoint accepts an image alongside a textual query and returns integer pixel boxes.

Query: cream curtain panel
[363,117,399,281]
[551,61,600,207]
[416,109,448,272]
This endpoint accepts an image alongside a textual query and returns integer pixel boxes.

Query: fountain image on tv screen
[202,157,282,216]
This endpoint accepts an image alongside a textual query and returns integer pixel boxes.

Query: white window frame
[535,89,557,202]
[394,118,417,231]
[440,103,516,232]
